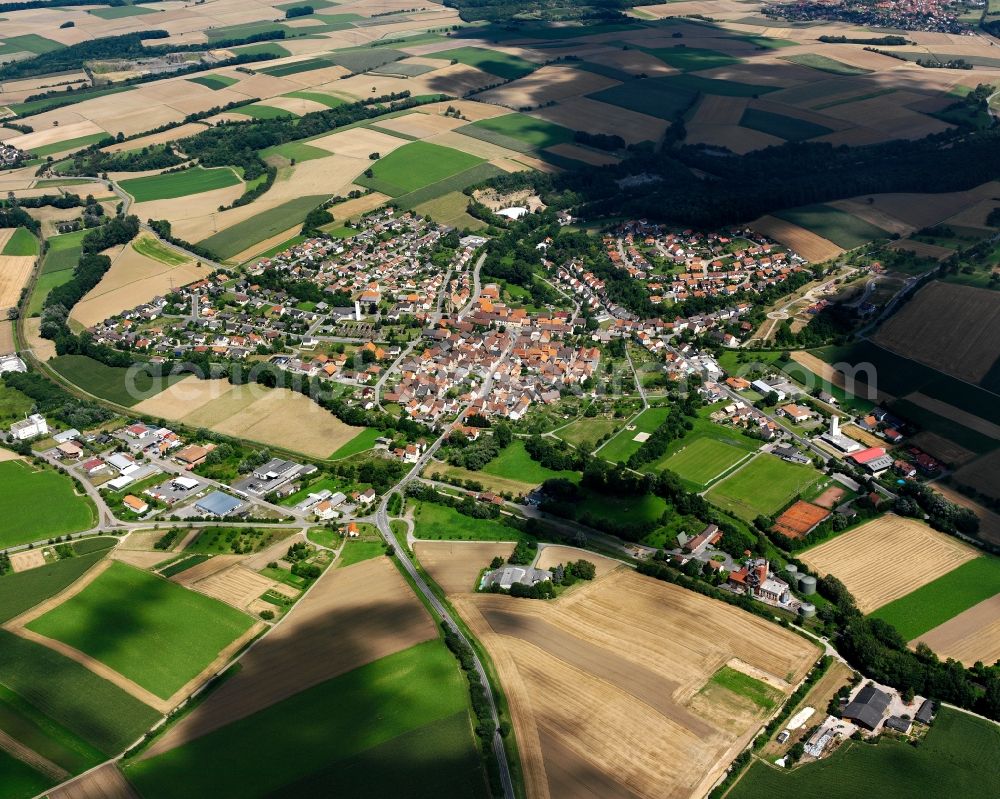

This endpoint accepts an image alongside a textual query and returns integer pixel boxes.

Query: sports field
[728,707,998,799]
[124,641,487,799]
[774,204,890,249]
[2,228,39,256]
[705,454,822,521]
[869,557,1000,640]
[357,141,484,196]
[50,355,186,406]
[120,166,241,202]
[0,629,160,756]
[655,437,753,488]
[25,562,255,700]
[0,461,95,548]
[429,46,535,80]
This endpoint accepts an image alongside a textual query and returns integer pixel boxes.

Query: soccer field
[0,461,95,548]
[705,454,822,521]
[656,437,752,487]
[26,562,255,700]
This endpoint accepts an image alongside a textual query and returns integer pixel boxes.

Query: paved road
[457,252,486,319]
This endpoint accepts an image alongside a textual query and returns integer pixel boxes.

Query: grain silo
[798,574,817,595]
[798,602,816,619]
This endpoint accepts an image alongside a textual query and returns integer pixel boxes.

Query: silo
[784,563,799,580]
[798,602,816,619]
[798,575,817,595]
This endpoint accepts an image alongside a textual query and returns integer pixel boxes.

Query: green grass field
[283,90,346,108]
[643,45,741,72]
[467,113,574,150]
[158,554,210,578]
[428,46,535,79]
[11,85,132,117]
[207,21,288,41]
[0,629,160,755]
[0,550,107,624]
[598,406,673,463]
[0,748,51,799]
[0,382,32,427]
[870,557,1000,640]
[574,489,668,530]
[328,48,405,74]
[357,141,484,196]
[198,194,328,260]
[781,53,873,76]
[119,166,241,202]
[28,132,107,158]
[0,34,64,56]
[412,500,520,541]
[2,227,38,256]
[330,427,381,459]
[259,57,337,77]
[132,236,189,266]
[482,440,579,486]
[705,454,822,521]
[88,4,158,18]
[588,78,698,121]
[27,269,75,315]
[728,707,999,799]
[231,104,297,120]
[392,162,504,211]
[40,229,85,274]
[0,461,95,548]
[655,436,754,488]
[50,354,186,406]
[338,540,386,568]
[186,74,238,90]
[555,416,622,449]
[740,108,833,142]
[123,640,487,798]
[232,42,291,57]
[413,190,485,230]
[259,140,331,163]
[704,666,782,711]
[774,204,891,249]
[27,562,254,700]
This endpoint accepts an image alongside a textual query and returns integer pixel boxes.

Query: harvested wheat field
[691,95,748,126]
[374,111,465,139]
[479,66,619,108]
[9,549,45,573]
[70,242,208,328]
[854,181,1000,229]
[103,122,209,154]
[142,555,436,758]
[112,549,173,570]
[414,540,516,595]
[6,120,105,153]
[0,319,13,353]
[801,515,978,613]
[752,215,843,263]
[888,238,955,260]
[48,762,140,799]
[169,555,243,588]
[875,282,1000,384]
[309,128,408,159]
[0,255,35,310]
[913,593,1000,667]
[686,123,784,155]
[453,569,818,799]
[187,564,277,611]
[534,545,622,578]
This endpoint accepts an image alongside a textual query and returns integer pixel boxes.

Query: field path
[48,762,140,799]
[0,728,69,782]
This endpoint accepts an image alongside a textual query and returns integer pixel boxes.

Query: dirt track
[142,556,436,758]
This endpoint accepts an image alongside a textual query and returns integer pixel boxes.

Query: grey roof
[195,491,243,517]
[843,684,892,730]
[916,700,934,724]
[885,716,911,733]
[484,566,552,590]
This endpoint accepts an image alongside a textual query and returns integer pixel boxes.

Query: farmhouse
[842,683,892,731]
[194,491,244,518]
[482,566,552,591]
[683,524,722,556]
[10,413,48,441]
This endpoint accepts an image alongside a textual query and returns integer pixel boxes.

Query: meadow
[466,113,574,150]
[0,549,107,624]
[412,500,521,542]
[120,166,241,202]
[198,194,328,260]
[0,460,95,547]
[705,454,822,521]
[481,440,579,486]
[774,204,890,249]
[727,707,998,799]
[869,557,1000,640]
[123,640,487,799]
[132,236,188,266]
[0,629,160,755]
[429,46,535,80]
[40,229,85,274]
[50,355,186,406]
[337,540,386,568]
[358,141,484,196]
[598,406,673,463]
[2,227,39,256]
[26,562,255,700]
[330,426,382,459]
[283,90,345,108]
[704,666,781,712]
[186,75,237,90]
[232,104,297,120]
[27,270,74,315]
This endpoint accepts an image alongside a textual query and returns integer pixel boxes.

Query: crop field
[0,461,95,548]
[414,541,516,595]
[0,630,160,756]
[412,500,521,542]
[740,109,833,142]
[393,162,505,212]
[120,166,241,202]
[125,639,486,799]
[258,57,338,77]
[197,194,328,260]
[231,104,297,120]
[915,592,1000,666]
[40,230,85,274]
[728,707,998,799]
[24,562,255,701]
[774,204,891,249]
[186,75,238,91]
[88,4,158,18]
[654,436,753,488]
[142,556,437,757]
[2,227,38,256]
[704,454,822,521]
[357,141,484,196]
[781,54,872,76]
[0,255,34,310]
[589,78,698,120]
[534,545,622,578]
[283,90,345,108]
[260,140,331,163]
[800,515,979,613]
[869,557,1000,640]
[454,569,817,799]
[428,46,535,80]
[50,355,186,406]
[643,46,740,72]
[874,282,1000,385]
[328,48,406,74]
[412,190,485,231]
[0,748,51,799]
[465,113,574,151]
[0,551,107,625]
[131,236,188,267]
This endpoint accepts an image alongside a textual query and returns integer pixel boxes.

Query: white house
[10,414,47,441]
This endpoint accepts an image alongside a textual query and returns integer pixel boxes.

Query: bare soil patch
[374,111,465,139]
[751,215,843,263]
[800,515,978,613]
[913,593,1000,667]
[187,564,277,611]
[143,556,436,757]
[9,549,45,573]
[414,540,516,595]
